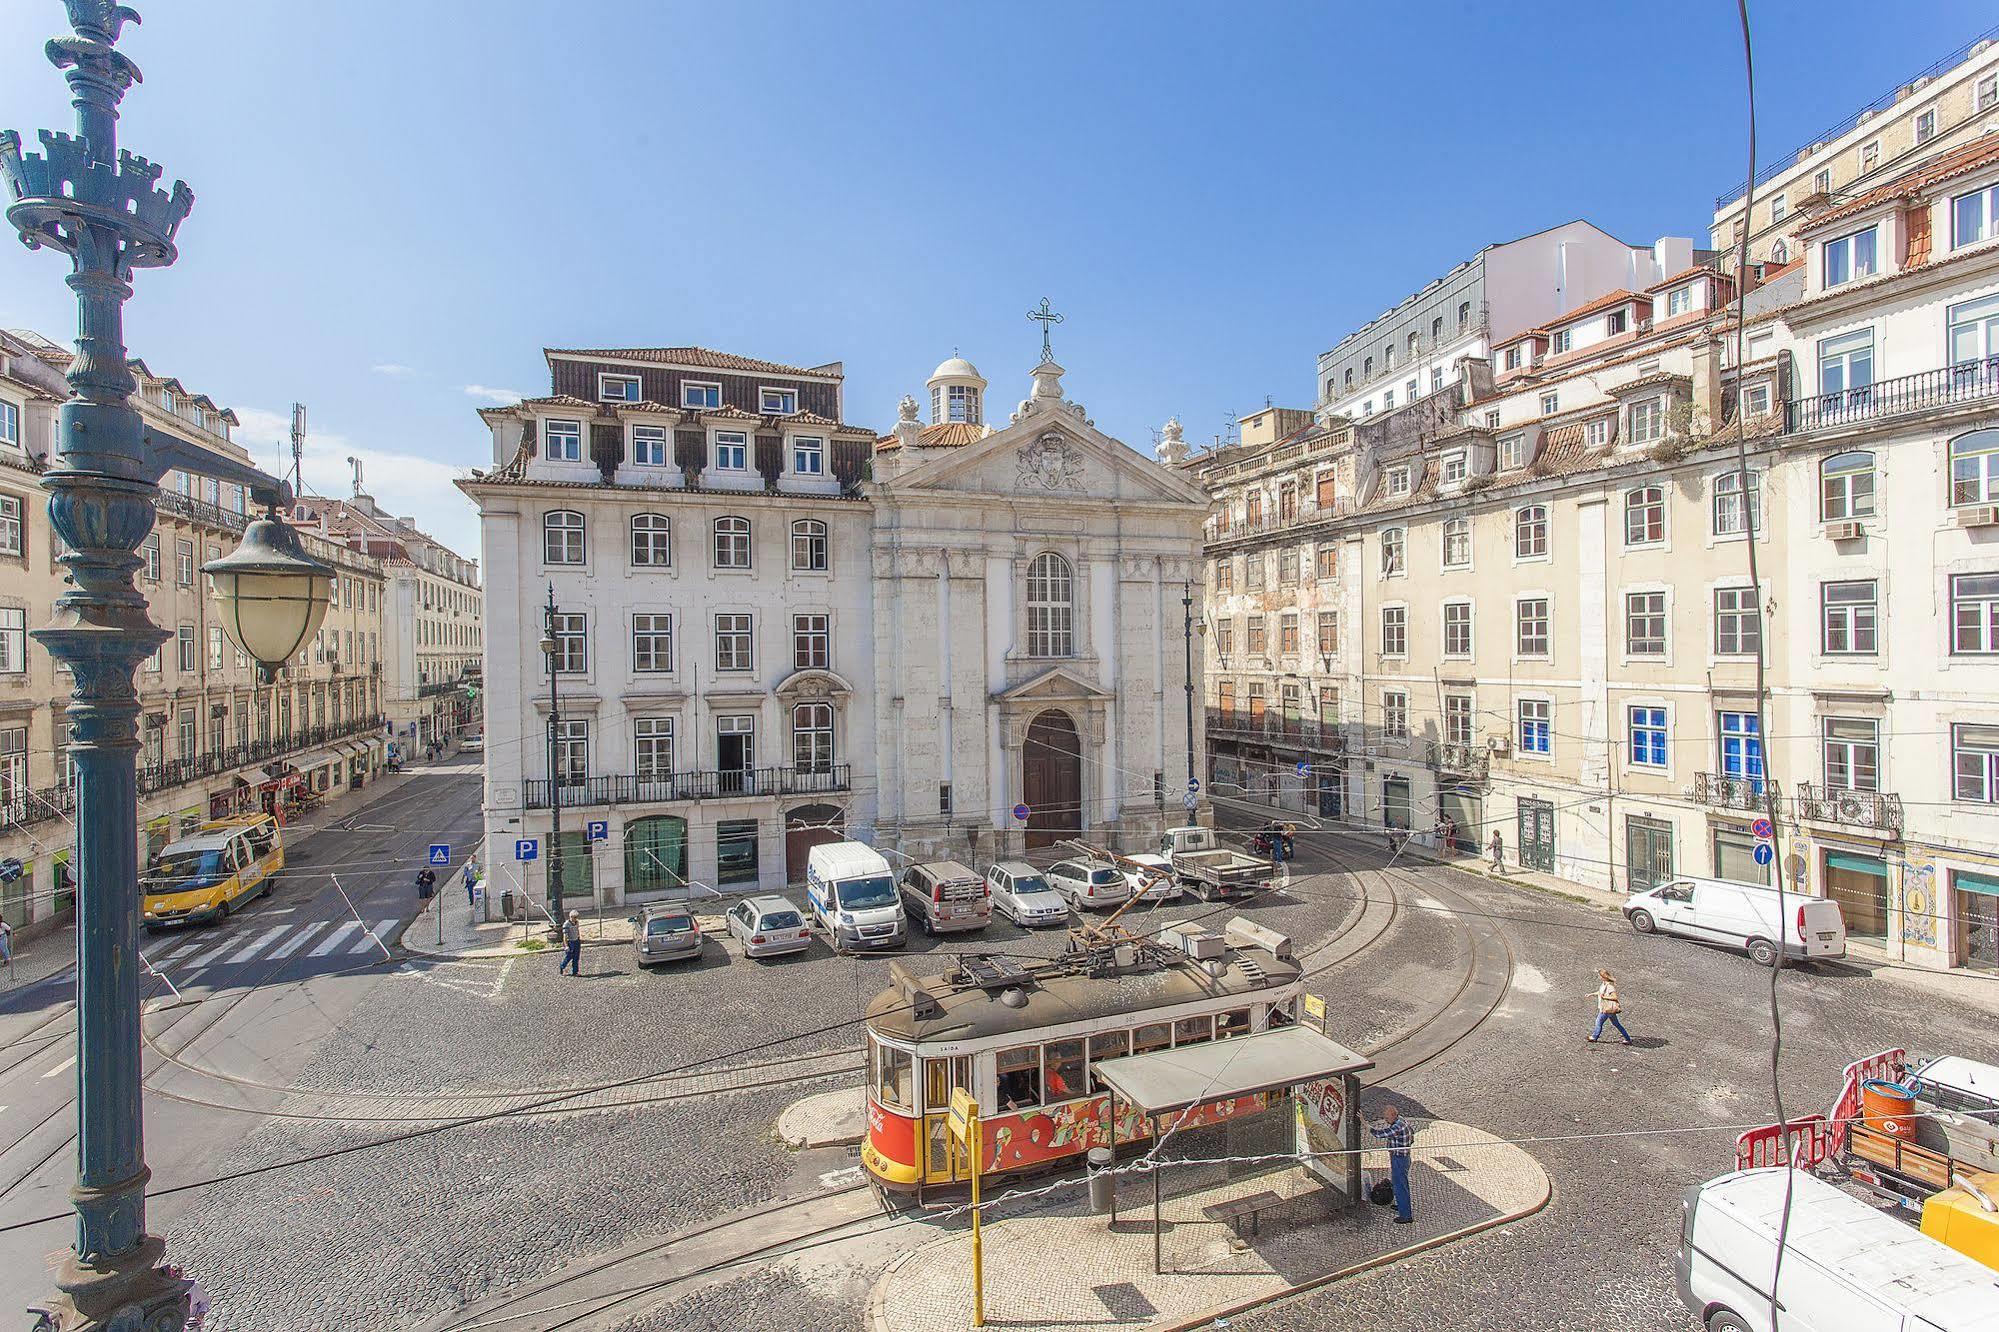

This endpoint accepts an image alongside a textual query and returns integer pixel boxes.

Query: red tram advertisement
[861,917,1303,1192]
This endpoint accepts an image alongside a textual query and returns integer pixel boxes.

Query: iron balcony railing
[152,489,249,534]
[1435,742,1490,781]
[522,763,852,811]
[1205,708,1344,749]
[1693,771,1780,811]
[1787,358,1999,434]
[1793,782,1904,836]
[2,714,386,831]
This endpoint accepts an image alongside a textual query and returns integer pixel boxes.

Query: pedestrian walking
[1488,829,1505,872]
[1590,968,1632,1045]
[1367,1100,1415,1224]
[0,916,13,982]
[559,910,582,975]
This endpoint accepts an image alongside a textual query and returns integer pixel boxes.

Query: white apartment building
[1713,26,1999,270]
[1199,142,1999,975]
[1317,222,1697,426]
[294,489,483,754]
[464,347,879,905]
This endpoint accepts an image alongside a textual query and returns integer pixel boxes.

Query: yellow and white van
[142,814,285,929]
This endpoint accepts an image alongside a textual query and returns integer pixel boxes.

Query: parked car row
[630,894,814,968]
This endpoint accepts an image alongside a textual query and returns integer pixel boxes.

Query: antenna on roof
[345,455,363,497]
[288,403,306,499]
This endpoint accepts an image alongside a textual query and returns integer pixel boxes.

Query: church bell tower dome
[926,355,987,426]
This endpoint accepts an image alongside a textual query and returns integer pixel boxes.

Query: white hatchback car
[723,894,813,959]
[986,861,1070,928]
[1122,853,1183,903]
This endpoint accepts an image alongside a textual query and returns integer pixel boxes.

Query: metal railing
[522,762,852,810]
[1794,782,1904,835]
[3,714,386,830]
[1205,708,1344,748]
[1693,771,1780,811]
[152,490,248,534]
[1787,358,1999,433]
[1715,21,1999,209]
[1435,742,1491,780]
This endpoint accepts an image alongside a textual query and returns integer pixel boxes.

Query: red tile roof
[1645,266,1719,293]
[1808,133,1999,228]
[544,347,841,377]
[1548,289,1645,327]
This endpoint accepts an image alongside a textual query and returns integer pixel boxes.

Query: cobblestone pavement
[11,807,1993,1331]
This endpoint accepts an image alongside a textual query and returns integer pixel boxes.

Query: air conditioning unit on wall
[1823,520,1864,541]
[1487,736,1511,756]
[1957,505,1999,529]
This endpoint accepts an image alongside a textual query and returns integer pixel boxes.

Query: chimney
[1690,336,1723,437]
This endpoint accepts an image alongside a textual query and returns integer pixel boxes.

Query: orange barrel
[1862,1079,1918,1139]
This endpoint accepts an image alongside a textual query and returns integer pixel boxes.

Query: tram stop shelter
[1093,1026,1374,1268]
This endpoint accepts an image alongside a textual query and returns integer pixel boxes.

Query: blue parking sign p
[428,844,451,866]
[515,838,539,862]
[586,820,609,842]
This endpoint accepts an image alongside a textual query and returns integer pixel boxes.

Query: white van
[1679,1168,1999,1331]
[1624,875,1847,967]
[805,841,904,953]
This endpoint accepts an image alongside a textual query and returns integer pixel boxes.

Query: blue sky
[2,0,1992,561]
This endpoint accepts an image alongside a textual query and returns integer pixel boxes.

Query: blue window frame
[1518,699,1551,755]
[0,399,18,447]
[1718,712,1764,786]
[1629,707,1668,767]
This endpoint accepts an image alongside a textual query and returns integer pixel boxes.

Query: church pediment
[879,399,1208,508]
[993,664,1114,705]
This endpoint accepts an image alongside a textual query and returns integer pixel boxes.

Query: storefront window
[1824,852,1890,945]
[1953,871,1999,973]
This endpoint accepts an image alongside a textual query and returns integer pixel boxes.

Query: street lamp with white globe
[203,503,337,681]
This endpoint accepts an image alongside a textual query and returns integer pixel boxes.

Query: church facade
[868,355,1211,866]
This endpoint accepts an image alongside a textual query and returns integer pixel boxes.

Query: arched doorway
[785,803,845,885]
[624,816,689,898]
[1023,709,1084,850]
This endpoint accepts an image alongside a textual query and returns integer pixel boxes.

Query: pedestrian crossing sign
[428,844,451,866]
[515,838,539,862]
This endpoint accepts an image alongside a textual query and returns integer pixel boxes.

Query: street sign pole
[970,1104,985,1328]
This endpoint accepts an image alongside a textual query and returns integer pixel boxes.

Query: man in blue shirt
[1368,1100,1415,1224]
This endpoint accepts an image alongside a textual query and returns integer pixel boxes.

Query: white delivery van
[1623,875,1847,967]
[805,841,904,953]
[1679,1168,1999,1331]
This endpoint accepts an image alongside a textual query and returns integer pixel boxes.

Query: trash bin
[499,888,514,919]
[1088,1146,1114,1214]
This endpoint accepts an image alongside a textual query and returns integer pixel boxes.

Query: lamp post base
[29,1237,192,1332]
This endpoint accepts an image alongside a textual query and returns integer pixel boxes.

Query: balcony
[1693,772,1780,811]
[1205,708,1343,750]
[1435,742,1490,782]
[522,763,852,811]
[1787,359,1999,435]
[152,490,249,535]
[1793,782,1904,837]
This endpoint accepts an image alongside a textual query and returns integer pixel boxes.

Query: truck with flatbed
[1155,825,1271,901]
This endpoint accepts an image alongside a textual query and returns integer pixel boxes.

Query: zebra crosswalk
[144,916,399,977]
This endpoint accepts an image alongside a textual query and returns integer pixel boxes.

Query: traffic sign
[427,844,450,866]
[1751,817,1774,840]
[586,819,609,842]
[1186,776,1201,793]
[1182,790,1199,811]
[1753,842,1775,867]
[1303,993,1327,1028]
[1295,761,1311,777]
[1012,803,1031,822]
[514,837,539,862]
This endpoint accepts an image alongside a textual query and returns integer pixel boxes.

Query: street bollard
[1088,1146,1114,1214]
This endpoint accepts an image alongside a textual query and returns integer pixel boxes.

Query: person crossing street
[559,910,582,976]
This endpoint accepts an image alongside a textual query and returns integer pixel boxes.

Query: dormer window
[1667,285,1694,317]
[631,424,669,466]
[598,373,641,403]
[543,418,583,462]
[1823,227,1878,287]
[760,388,798,415]
[1385,466,1411,497]
[1550,329,1571,354]
[1441,452,1467,485]
[1498,432,1525,470]
[1606,310,1627,335]
[682,381,721,409]
[714,431,749,471]
[791,435,825,476]
[1628,398,1665,446]
[1585,418,1611,448]
[1539,392,1559,415]
[1503,346,1522,371]
[1953,184,1999,248]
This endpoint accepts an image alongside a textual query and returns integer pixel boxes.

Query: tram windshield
[836,875,896,910]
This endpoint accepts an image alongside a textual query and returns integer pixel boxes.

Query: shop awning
[1092,1027,1374,1114]
[289,749,335,771]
